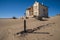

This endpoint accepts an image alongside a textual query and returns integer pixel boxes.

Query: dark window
[43,9,45,12]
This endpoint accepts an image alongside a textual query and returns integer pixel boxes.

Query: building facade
[26,1,48,18]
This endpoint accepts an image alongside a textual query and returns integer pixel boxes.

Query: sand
[0,16,60,40]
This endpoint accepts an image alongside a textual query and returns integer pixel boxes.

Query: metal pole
[24,12,27,32]
[24,19,26,32]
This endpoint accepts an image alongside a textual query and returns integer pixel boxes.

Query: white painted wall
[26,10,30,17]
[33,1,39,16]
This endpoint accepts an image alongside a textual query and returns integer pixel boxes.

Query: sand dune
[0,16,60,40]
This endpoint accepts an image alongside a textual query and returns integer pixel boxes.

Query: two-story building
[26,1,48,18]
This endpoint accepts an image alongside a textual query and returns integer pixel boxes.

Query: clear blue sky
[0,0,60,18]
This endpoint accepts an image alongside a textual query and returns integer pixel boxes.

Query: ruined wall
[26,7,33,17]
[26,10,30,17]
[39,4,48,18]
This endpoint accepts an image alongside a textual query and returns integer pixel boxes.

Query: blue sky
[0,0,60,18]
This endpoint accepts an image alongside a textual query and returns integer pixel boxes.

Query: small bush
[12,16,17,19]
[26,17,29,19]
[33,15,37,18]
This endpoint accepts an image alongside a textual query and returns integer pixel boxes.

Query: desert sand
[0,15,60,40]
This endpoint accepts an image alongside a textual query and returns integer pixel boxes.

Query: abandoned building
[25,1,48,18]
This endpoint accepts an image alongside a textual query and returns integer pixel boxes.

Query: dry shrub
[12,16,17,19]
[26,17,29,19]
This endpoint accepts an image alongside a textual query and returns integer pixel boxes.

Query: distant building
[26,1,48,18]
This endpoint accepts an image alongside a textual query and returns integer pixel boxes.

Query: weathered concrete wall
[39,4,48,18]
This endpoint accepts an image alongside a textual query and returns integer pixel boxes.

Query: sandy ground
[0,16,60,40]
